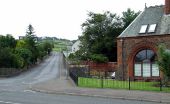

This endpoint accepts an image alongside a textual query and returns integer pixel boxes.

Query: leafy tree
[0,34,16,48]
[76,9,140,62]
[43,41,53,55]
[16,40,27,48]
[37,43,46,60]
[79,11,123,61]
[157,44,170,85]
[15,48,32,68]
[0,48,23,68]
[0,35,23,68]
[90,54,108,63]
[122,8,140,29]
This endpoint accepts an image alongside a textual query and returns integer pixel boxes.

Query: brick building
[117,0,170,80]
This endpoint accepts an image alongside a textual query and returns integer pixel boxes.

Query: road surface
[0,52,165,104]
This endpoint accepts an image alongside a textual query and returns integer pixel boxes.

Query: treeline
[69,9,140,62]
[0,24,53,69]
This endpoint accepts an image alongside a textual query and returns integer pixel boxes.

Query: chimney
[165,0,170,15]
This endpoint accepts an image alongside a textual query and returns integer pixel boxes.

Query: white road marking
[0,100,22,104]
[23,90,36,93]
[22,81,35,85]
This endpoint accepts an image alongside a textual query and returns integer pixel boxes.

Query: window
[139,25,148,33]
[134,49,159,77]
[134,63,141,76]
[148,24,157,33]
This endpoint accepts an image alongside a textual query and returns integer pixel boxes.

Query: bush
[0,48,23,68]
[90,54,109,63]
[12,54,24,68]
[15,48,32,67]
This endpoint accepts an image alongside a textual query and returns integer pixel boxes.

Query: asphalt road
[0,52,166,104]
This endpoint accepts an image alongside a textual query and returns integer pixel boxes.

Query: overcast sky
[0,0,164,40]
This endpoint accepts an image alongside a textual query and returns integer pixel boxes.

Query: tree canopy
[75,9,140,62]
[122,8,140,29]
[0,24,54,69]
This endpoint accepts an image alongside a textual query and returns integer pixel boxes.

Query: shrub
[90,54,109,63]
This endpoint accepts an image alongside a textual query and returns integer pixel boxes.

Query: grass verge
[78,77,170,92]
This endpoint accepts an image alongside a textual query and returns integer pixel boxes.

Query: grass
[53,40,69,52]
[78,77,170,92]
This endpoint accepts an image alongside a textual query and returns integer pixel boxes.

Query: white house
[72,40,81,53]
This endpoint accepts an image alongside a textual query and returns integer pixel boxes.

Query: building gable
[119,6,164,38]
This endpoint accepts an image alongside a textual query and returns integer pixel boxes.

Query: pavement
[30,76,170,104]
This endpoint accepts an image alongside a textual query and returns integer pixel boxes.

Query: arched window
[134,49,159,77]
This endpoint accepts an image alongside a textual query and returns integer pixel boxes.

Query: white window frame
[139,25,148,33]
[148,24,157,33]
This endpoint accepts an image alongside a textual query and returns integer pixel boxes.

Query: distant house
[72,40,81,53]
[117,0,170,81]
[19,36,25,40]
[19,36,39,42]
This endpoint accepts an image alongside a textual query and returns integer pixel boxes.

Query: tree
[16,40,27,48]
[0,47,23,68]
[157,44,170,86]
[79,11,123,61]
[36,41,53,60]
[43,41,53,55]
[15,48,32,68]
[26,24,35,38]
[122,8,140,29]
[37,43,46,60]
[0,34,16,48]
[0,35,23,68]
[25,24,38,64]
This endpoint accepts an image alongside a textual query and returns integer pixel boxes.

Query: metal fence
[69,67,89,85]
[69,67,170,92]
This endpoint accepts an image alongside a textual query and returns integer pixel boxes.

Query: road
[0,52,165,104]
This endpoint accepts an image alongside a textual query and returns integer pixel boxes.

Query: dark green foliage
[122,8,141,29]
[37,43,46,60]
[15,48,32,67]
[0,35,23,68]
[43,41,53,54]
[0,48,23,68]
[79,11,122,61]
[68,53,76,60]
[37,41,53,60]
[0,24,54,70]
[25,24,38,64]
[157,44,170,82]
[77,9,139,62]
[0,34,16,48]
[90,54,108,63]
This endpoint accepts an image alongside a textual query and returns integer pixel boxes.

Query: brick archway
[127,41,157,79]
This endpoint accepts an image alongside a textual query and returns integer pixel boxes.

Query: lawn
[78,77,170,92]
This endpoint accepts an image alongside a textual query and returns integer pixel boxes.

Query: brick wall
[70,61,117,72]
[117,34,170,80]
[88,61,117,72]
[165,0,170,15]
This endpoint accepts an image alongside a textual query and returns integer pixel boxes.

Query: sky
[0,0,164,40]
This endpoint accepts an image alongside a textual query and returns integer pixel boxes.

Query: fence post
[160,78,162,91]
[129,77,131,90]
[101,76,103,88]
